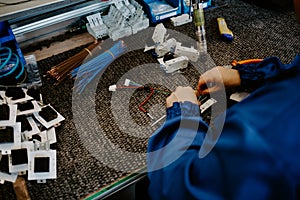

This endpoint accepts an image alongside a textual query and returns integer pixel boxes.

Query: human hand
[166,86,199,108]
[197,66,241,95]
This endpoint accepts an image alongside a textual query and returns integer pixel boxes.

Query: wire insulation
[0,46,25,82]
[72,41,127,94]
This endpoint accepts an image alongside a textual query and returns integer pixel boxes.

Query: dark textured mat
[1,0,300,199]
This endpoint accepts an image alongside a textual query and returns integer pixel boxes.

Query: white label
[160,11,177,20]
[200,98,217,113]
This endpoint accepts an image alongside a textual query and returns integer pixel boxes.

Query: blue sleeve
[147,101,225,200]
[147,55,300,200]
[147,103,296,200]
[233,56,299,88]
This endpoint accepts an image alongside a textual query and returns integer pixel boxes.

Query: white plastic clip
[109,85,117,92]
[124,79,131,86]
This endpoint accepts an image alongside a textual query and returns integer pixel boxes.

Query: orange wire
[139,88,155,113]
[231,59,263,67]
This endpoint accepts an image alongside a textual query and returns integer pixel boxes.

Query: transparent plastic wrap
[0,54,42,88]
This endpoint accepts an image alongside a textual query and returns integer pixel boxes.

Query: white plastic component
[46,127,57,144]
[0,104,17,127]
[155,38,177,57]
[102,5,118,25]
[200,98,217,113]
[127,6,149,34]
[86,13,108,39]
[149,23,200,64]
[109,26,132,41]
[230,92,250,102]
[157,57,165,65]
[28,150,57,182]
[22,116,40,140]
[152,23,167,45]
[99,0,148,41]
[33,105,65,129]
[114,0,131,18]
[0,171,18,184]
[124,79,131,86]
[109,85,117,92]
[144,45,155,52]
[0,93,4,105]
[175,42,199,62]
[104,9,132,41]
[17,100,41,116]
[32,131,48,143]
[87,13,103,28]
[0,122,22,155]
[160,56,189,73]
[4,88,33,105]
[8,141,34,173]
[33,140,50,151]
[170,14,192,26]
[124,0,136,14]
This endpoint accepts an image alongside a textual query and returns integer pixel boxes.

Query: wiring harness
[109,79,171,119]
[71,40,127,94]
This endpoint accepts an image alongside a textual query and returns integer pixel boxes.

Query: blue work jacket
[147,55,300,200]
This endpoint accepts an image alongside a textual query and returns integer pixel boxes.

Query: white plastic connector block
[124,79,131,86]
[144,45,155,52]
[87,13,104,28]
[128,8,149,34]
[0,171,18,184]
[160,56,189,73]
[157,57,165,65]
[86,13,108,39]
[155,38,177,57]
[0,122,22,155]
[114,1,131,18]
[109,27,132,41]
[152,23,167,45]
[230,92,250,102]
[0,104,17,127]
[8,141,34,173]
[109,85,117,92]
[33,104,65,129]
[101,0,149,41]
[124,0,136,14]
[28,150,57,182]
[170,14,193,26]
[175,42,199,62]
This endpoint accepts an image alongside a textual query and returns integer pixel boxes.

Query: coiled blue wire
[0,46,25,79]
[71,41,128,94]
[0,47,12,70]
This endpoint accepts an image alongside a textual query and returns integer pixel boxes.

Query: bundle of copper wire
[46,42,100,85]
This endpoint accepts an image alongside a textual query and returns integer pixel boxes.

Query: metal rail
[12,1,112,36]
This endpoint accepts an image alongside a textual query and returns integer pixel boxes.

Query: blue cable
[0,53,19,78]
[0,47,12,70]
[0,46,25,80]
[72,41,128,93]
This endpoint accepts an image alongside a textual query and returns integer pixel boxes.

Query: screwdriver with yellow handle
[217,17,234,42]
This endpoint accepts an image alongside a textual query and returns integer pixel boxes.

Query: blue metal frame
[140,0,212,24]
[0,21,26,66]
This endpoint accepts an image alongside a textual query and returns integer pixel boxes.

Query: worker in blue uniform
[147,55,300,199]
